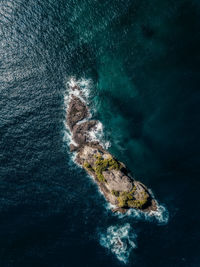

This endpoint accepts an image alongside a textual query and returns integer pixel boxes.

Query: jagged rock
[72,120,98,145]
[66,84,157,213]
[76,144,157,212]
[67,95,89,131]
[70,144,78,152]
[102,170,133,192]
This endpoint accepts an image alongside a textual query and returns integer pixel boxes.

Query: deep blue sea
[0,0,200,266]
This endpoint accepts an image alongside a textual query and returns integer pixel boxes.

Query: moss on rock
[111,190,120,197]
[116,186,149,209]
[127,193,148,209]
[92,155,123,183]
[94,155,122,171]
[83,154,149,209]
[83,161,93,171]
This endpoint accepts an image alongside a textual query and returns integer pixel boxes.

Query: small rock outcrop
[67,95,89,131]
[72,120,98,145]
[66,82,157,213]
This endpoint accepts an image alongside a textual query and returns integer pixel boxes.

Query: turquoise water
[0,0,200,266]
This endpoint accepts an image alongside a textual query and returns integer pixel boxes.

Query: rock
[72,120,98,145]
[112,207,128,213]
[66,83,157,213]
[103,170,133,192]
[76,144,156,212]
[67,95,89,131]
[70,144,78,152]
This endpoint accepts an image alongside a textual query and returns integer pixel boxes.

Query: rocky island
[66,81,157,213]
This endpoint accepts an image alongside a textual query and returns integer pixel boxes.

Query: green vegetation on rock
[127,199,146,208]
[83,160,106,182]
[117,186,136,207]
[93,154,123,183]
[93,155,107,183]
[83,161,93,171]
[111,190,120,197]
[117,186,148,209]
[83,154,121,183]
[94,154,122,171]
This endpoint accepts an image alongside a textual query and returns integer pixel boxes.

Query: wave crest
[100,223,137,264]
[63,77,110,150]
[107,202,169,225]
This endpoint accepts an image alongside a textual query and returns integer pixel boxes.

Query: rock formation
[66,82,157,213]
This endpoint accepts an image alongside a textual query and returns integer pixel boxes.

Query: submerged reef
[66,82,157,213]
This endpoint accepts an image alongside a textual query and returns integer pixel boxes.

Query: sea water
[0,0,200,266]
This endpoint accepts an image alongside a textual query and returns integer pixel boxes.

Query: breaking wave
[63,77,169,223]
[87,121,111,149]
[100,223,137,264]
[105,202,169,225]
[100,203,168,264]
[63,77,111,152]
[63,77,92,149]
[66,76,92,101]
[63,77,169,265]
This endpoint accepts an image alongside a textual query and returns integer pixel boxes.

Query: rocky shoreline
[66,82,157,213]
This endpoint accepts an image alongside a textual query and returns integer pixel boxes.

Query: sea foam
[87,121,111,149]
[100,203,168,264]
[63,77,92,147]
[100,223,137,264]
[104,199,169,225]
[111,202,169,225]
[63,78,169,226]
[63,77,169,264]
[63,77,110,152]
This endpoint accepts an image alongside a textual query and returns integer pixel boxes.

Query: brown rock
[72,120,98,145]
[70,144,78,152]
[76,144,157,212]
[67,96,89,130]
[66,89,158,213]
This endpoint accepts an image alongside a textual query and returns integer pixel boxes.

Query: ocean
[0,0,200,266]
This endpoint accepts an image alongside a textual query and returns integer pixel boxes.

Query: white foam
[64,76,93,121]
[112,202,169,225]
[64,77,111,151]
[66,76,92,101]
[64,78,169,226]
[105,202,117,211]
[63,77,93,148]
[88,121,103,140]
[87,121,111,149]
[103,187,169,225]
[100,223,137,264]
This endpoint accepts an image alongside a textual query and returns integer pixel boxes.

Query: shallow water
[0,0,200,266]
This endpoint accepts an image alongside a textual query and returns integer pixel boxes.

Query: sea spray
[87,121,111,149]
[116,203,169,225]
[63,77,111,151]
[105,201,169,225]
[63,77,92,148]
[64,77,169,264]
[67,76,92,102]
[100,223,137,264]
[64,77,166,215]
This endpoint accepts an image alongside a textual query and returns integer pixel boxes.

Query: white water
[66,76,92,102]
[117,203,169,225]
[100,202,168,264]
[63,77,91,148]
[64,77,169,264]
[105,201,169,225]
[100,223,137,264]
[87,120,111,149]
[63,77,110,151]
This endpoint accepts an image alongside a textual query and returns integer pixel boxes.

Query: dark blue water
[0,0,200,266]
